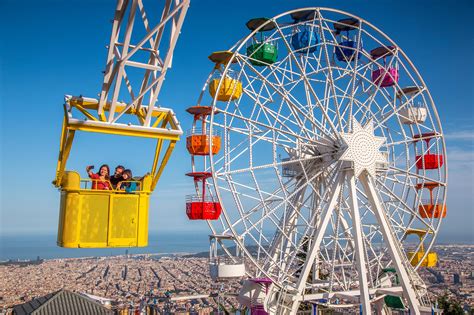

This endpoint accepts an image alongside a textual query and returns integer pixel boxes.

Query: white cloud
[445,130,474,141]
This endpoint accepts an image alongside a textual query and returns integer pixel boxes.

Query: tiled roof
[13,289,113,315]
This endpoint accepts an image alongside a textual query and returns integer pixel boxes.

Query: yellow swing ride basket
[53,96,182,248]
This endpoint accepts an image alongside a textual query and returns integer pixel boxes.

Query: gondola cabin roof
[291,10,317,22]
[185,172,213,180]
[246,17,277,32]
[209,234,238,240]
[405,228,433,237]
[251,277,273,284]
[382,267,397,273]
[415,181,445,190]
[370,45,397,59]
[208,51,238,65]
[396,86,423,99]
[333,17,359,32]
[413,132,439,142]
[186,105,217,116]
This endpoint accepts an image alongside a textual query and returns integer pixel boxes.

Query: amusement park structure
[52,1,447,314]
[186,7,447,315]
[53,0,189,248]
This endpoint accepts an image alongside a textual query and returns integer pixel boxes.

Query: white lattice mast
[97,0,190,126]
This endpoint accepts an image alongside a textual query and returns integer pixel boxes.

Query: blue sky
[0,0,473,243]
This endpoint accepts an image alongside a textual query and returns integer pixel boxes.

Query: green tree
[437,292,464,315]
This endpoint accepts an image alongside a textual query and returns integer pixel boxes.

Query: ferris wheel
[185,7,447,315]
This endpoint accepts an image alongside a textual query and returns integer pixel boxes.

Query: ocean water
[1,231,471,261]
[0,231,210,261]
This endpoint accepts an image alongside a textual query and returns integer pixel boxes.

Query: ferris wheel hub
[339,119,387,178]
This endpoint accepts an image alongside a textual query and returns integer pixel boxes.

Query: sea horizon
[0,230,211,261]
[1,230,473,261]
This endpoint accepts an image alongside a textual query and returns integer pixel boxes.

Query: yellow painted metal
[407,251,438,267]
[209,77,243,101]
[55,95,181,248]
[405,228,433,237]
[151,140,176,191]
[68,97,158,118]
[66,123,180,140]
[151,112,166,128]
[54,119,75,187]
[73,104,99,121]
[405,228,437,267]
[151,138,164,176]
[57,172,152,248]
[54,98,180,188]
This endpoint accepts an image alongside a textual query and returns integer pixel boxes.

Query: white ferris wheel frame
[192,7,447,314]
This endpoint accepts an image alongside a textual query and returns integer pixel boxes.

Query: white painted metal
[348,172,371,314]
[399,107,428,124]
[97,0,190,126]
[238,279,274,308]
[360,174,421,314]
[210,262,246,279]
[209,234,246,281]
[192,7,447,314]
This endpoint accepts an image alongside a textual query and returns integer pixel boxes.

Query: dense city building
[0,244,472,314]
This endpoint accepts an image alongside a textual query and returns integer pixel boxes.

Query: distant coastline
[0,231,210,261]
[0,231,472,261]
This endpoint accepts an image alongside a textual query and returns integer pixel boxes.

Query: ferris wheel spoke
[268,164,342,276]
[215,108,316,146]
[240,54,311,124]
[347,68,388,123]
[244,85,322,142]
[375,88,425,129]
[375,178,436,232]
[318,13,354,132]
[212,128,280,175]
[358,56,400,126]
[296,52,335,137]
[240,56,335,142]
[218,182,301,268]
[218,151,335,176]
[228,185,289,235]
[222,174,257,238]
[223,166,327,248]
[327,77,365,131]
[388,166,445,186]
[353,89,393,129]
[353,182,415,243]
[274,23,341,140]
[346,22,365,132]
[240,72,276,106]
[218,73,317,142]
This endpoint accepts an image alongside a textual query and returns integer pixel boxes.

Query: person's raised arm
[86,165,95,177]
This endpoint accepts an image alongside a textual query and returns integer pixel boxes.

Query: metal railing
[186,128,221,137]
[80,178,142,193]
[419,199,443,205]
[210,256,244,265]
[185,194,219,203]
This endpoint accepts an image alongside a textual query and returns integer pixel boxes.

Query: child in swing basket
[117,169,137,193]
